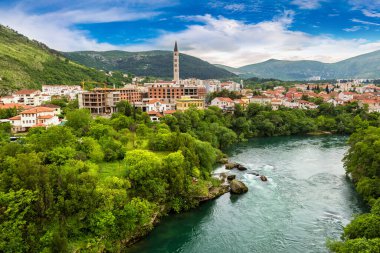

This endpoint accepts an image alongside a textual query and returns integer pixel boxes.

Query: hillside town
[1,42,380,133]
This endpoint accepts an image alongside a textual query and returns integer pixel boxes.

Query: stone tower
[173,41,179,82]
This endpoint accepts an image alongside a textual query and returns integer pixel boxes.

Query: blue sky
[1,0,380,66]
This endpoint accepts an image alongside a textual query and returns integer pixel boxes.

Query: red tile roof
[214,97,233,103]
[9,115,21,120]
[15,89,39,95]
[163,110,176,114]
[0,103,32,110]
[147,99,162,104]
[21,107,55,114]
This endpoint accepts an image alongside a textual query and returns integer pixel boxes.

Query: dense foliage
[0,25,131,95]
[1,100,380,252]
[328,127,380,252]
[0,107,223,251]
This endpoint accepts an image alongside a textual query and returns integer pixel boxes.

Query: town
[1,42,380,133]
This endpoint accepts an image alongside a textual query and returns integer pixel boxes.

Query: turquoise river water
[128,136,367,253]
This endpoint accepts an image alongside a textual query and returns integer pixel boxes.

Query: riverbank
[127,135,366,253]
[121,177,231,249]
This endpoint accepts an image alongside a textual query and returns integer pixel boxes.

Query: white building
[42,85,83,100]
[210,97,234,110]
[249,96,272,105]
[0,95,17,104]
[146,99,175,112]
[9,107,60,133]
[13,89,51,106]
[338,92,356,102]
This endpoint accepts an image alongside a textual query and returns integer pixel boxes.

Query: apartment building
[79,89,121,114]
[42,85,82,100]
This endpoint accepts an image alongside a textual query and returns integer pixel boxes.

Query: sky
[1,0,380,67]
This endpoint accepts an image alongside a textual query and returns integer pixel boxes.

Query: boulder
[230,180,248,194]
[260,175,268,182]
[225,163,237,170]
[248,172,259,176]
[227,174,236,181]
[220,158,229,164]
[237,164,247,171]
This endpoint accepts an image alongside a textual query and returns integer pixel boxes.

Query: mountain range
[217,51,380,80]
[63,50,236,80]
[2,21,380,88]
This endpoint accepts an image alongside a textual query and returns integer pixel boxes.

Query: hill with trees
[217,50,380,80]
[0,25,130,95]
[63,50,236,80]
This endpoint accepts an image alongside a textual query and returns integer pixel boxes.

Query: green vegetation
[0,25,131,95]
[328,127,380,252]
[217,50,380,80]
[63,50,236,80]
[2,99,380,251]
[0,106,225,251]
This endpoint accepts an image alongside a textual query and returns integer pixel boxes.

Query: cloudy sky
[1,0,380,67]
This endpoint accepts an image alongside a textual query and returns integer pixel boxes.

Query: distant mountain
[0,24,127,94]
[216,50,380,80]
[63,50,236,80]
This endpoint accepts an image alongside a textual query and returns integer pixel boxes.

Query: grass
[98,161,125,180]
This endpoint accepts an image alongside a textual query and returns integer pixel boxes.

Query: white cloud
[362,10,380,18]
[0,5,160,51]
[349,0,380,10]
[291,0,325,10]
[352,18,380,26]
[343,26,368,32]
[224,4,245,12]
[127,13,380,67]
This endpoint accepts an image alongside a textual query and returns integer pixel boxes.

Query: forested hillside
[0,25,130,95]
[217,50,380,80]
[63,50,236,80]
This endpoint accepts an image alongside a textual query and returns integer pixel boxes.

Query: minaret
[173,41,179,82]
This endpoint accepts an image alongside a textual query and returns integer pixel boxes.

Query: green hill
[0,25,129,95]
[216,50,380,80]
[63,50,236,80]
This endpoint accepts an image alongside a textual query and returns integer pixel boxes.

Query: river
[127,136,367,253]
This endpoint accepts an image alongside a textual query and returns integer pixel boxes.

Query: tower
[173,41,179,82]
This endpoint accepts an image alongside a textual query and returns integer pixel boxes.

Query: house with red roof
[210,97,234,110]
[9,106,60,133]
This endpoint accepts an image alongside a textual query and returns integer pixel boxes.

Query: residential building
[210,97,234,110]
[42,85,82,100]
[249,96,272,105]
[9,106,60,133]
[0,95,17,104]
[79,89,121,114]
[146,99,175,113]
[176,96,205,111]
[13,89,51,106]
[359,99,380,113]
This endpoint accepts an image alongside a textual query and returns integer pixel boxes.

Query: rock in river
[236,164,247,171]
[227,174,236,181]
[260,175,268,182]
[220,158,229,164]
[230,180,248,194]
[225,163,237,170]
